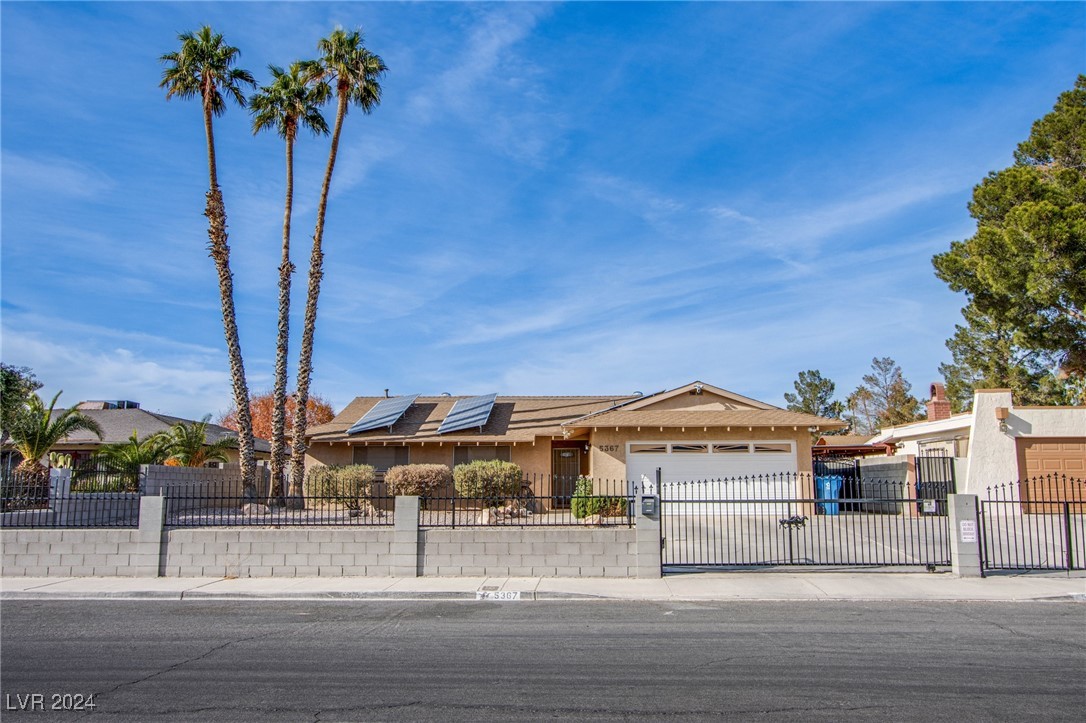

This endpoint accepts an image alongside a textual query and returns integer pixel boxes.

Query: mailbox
[641,496,657,517]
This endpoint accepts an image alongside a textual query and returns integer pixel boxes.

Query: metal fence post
[948,493,983,577]
[1064,501,1074,571]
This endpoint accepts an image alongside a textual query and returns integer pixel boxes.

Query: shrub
[453,460,522,505]
[385,464,452,508]
[571,476,629,519]
[304,464,375,511]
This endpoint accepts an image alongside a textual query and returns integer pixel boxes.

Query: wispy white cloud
[1,326,231,420]
[2,152,115,199]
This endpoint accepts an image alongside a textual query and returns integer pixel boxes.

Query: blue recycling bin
[816,475,843,515]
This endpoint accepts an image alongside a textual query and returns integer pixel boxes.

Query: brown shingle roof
[53,408,271,453]
[308,395,637,443]
[562,409,848,430]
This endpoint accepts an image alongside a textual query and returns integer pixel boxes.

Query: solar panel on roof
[438,393,498,434]
[346,394,420,434]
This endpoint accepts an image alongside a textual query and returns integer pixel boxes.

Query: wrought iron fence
[980,475,1085,571]
[1,471,139,528]
[163,485,395,527]
[660,475,951,567]
[419,493,635,528]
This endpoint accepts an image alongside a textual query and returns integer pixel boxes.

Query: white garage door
[626,441,798,499]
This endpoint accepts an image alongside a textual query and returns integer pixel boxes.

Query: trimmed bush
[385,464,452,508]
[571,476,629,519]
[304,464,375,511]
[453,459,522,505]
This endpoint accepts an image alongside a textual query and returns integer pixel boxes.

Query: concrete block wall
[1,529,145,577]
[141,464,270,505]
[2,496,164,577]
[162,528,398,577]
[2,495,663,579]
[418,527,637,577]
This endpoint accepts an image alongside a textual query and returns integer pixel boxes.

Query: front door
[552,448,582,507]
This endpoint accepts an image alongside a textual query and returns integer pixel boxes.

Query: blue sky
[1,1,1083,420]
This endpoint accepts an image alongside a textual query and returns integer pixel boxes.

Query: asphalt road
[1,600,1084,721]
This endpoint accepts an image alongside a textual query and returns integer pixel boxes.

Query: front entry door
[552,448,582,507]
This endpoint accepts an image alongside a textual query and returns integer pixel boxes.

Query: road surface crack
[83,631,268,714]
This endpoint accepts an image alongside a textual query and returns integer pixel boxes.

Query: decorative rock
[582,514,604,526]
[241,503,270,516]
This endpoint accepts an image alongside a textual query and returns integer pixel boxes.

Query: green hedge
[571,476,629,519]
[304,464,375,510]
[385,464,452,509]
[453,460,522,505]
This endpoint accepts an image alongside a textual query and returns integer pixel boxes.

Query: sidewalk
[3,571,1084,602]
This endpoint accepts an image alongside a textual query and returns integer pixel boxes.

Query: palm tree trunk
[269,137,295,504]
[288,90,348,506]
[202,101,257,498]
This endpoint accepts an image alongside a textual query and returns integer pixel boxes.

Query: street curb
[3,590,1083,603]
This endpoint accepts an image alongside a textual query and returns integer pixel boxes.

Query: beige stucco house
[304,381,846,501]
[868,386,1085,498]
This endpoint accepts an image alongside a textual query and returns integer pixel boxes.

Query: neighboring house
[304,381,847,500]
[50,400,271,468]
[868,385,1085,497]
[812,434,893,459]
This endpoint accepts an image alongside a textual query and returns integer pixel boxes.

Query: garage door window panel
[671,444,708,454]
[713,443,751,454]
[753,443,792,453]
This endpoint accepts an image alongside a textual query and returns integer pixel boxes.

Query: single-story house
[304,381,847,501]
[868,385,1085,498]
[49,400,271,468]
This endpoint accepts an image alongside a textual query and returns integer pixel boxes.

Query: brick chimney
[926,383,951,421]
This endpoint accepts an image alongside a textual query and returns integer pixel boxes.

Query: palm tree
[289,28,387,506]
[250,63,330,503]
[7,392,103,496]
[88,431,171,492]
[158,415,237,468]
[160,26,259,498]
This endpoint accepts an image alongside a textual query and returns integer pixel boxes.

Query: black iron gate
[980,476,1085,571]
[916,455,955,516]
[661,474,951,568]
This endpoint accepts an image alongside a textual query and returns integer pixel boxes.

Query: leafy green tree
[939,304,1072,410]
[933,76,1086,381]
[848,357,922,434]
[8,393,103,493]
[783,370,846,421]
[250,63,330,500]
[290,28,387,506]
[158,415,237,468]
[160,26,259,496]
[1,364,41,452]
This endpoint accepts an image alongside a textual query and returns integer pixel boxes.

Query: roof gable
[618,381,777,412]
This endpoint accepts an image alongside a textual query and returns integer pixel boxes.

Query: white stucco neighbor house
[868,385,1085,499]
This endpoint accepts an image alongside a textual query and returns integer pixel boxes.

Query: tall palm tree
[160,26,259,498]
[250,63,330,503]
[8,392,103,496]
[158,415,237,468]
[289,28,386,505]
